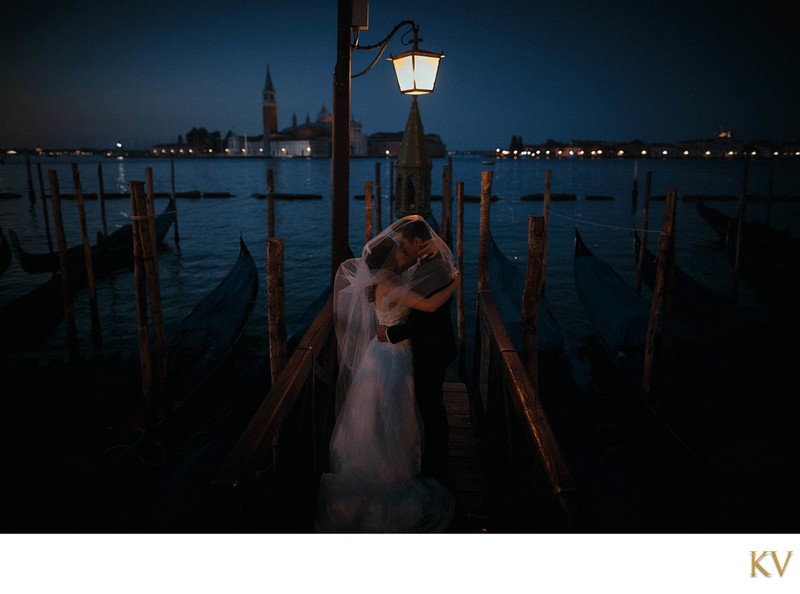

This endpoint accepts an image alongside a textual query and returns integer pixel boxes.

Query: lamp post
[331,0,443,280]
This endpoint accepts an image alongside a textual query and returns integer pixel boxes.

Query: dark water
[2,154,798,357]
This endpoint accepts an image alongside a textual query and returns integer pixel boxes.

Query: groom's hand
[377,324,389,342]
[417,239,437,260]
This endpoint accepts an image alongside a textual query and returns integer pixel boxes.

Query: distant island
[4,128,799,160]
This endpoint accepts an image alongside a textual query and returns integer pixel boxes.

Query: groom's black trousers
[414,358,450,478]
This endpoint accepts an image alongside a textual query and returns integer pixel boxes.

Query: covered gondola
[574,227,797,531]
[9,197,176,278]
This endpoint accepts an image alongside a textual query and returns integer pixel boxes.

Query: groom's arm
[377,292,451,344]
[378,315,420,344]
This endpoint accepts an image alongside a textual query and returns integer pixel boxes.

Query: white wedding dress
[315,294,455,533]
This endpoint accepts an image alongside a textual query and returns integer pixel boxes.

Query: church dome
[316,104,333,125]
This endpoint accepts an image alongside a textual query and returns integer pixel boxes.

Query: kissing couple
[316,215,460,533]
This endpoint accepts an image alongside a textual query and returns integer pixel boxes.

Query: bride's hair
[365,235,397,271]
[398,219,431,241]
[364,235,398,302]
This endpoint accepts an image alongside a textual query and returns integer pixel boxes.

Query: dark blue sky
[1,0,798,151]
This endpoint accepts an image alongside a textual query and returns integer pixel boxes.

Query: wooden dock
[443,381,492,533]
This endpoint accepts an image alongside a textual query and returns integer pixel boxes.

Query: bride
[315,215,460,533]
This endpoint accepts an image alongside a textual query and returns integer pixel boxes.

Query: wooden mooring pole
[25,155,36,204]
[521,216,546,392]
[456,180,465,382]
[97,162,108,241]
[478,171,493,291]
[642,188,677,407]
[170,156,180,243]
[37,162,54,254]
[389,160,394,222]
[72,163,102,348]
[542,168,552,273]
[49,170,79,361]
[374,162,382,233]
[266,238,287,386]
[144,168,170,413]
[441,157,452,247]
[635,170,653,293]
[364,180,373,243]
[267,168,276,238]
[130,180,154,418]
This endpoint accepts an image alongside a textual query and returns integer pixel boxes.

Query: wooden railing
[470,290,590,531]
[469,169,591,531]
[211,295,338,531]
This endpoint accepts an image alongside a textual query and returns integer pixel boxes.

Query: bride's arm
[392,271,460,313]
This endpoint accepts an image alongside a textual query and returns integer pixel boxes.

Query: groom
[377,219,456,484]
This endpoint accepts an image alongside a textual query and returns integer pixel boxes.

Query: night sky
[1,1,799,151]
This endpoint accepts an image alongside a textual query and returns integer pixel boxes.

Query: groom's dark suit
[386,254,456,482]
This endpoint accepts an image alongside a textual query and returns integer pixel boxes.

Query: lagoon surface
[2,154,798,360]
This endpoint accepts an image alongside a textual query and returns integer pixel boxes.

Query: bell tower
[263,65,277,152]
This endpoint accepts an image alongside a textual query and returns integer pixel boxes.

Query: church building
[262,65,367,158]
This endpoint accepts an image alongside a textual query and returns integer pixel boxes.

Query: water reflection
[115,160,128,194]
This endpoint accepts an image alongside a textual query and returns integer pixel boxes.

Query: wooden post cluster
[130,171,170,425]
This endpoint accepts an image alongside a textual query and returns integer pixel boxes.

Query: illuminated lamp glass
[389,48,444,95]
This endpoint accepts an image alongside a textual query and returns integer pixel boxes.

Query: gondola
[96,233,259,452]
[0,272,84,352]
[163,233,259,408]
[5,235,258,531]
[695,200,800,263]
[695,201,800,323]
[573,227,796,531]
[0,226,11,278]
[633,231,784,354]
[9,197,176,277]
[633,231,795,423]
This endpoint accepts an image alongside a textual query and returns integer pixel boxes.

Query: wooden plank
[443,382,489,529]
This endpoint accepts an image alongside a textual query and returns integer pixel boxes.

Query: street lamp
[387,30,443,95]
[331,1,443,279]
